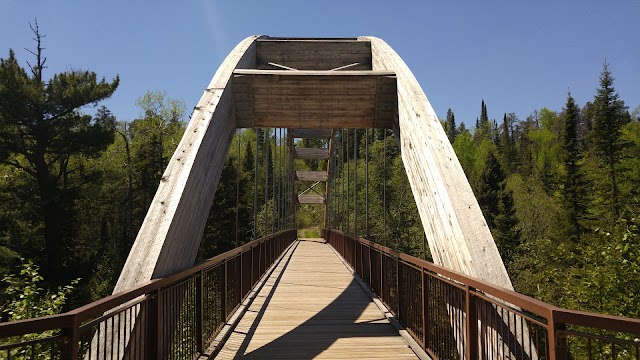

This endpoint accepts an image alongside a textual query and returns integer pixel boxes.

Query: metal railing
[323,228,640,360]
[0,229,296,359]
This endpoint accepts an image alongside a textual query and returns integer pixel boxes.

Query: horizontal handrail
[323,228,640,359]
[0,228,297,359]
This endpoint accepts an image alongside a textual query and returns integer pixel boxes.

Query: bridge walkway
[214,238,418,359]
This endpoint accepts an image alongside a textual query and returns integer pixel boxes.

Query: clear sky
[1,1,638,126]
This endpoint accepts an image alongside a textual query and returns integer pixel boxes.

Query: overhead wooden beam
[290,128,332,139]
[256,38,372,71]
[330,62,361,71]
[296,170,328,182]
[294,148,329,160]
[298,194,325,204]
[233,70,397,129]
[267,62,299,71]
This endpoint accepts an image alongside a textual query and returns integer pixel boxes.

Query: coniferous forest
[1,29,639,324]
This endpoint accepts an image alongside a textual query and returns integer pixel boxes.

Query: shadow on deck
[214,239,417,359]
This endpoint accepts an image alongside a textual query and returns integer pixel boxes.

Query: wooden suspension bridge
[1,36,639,359]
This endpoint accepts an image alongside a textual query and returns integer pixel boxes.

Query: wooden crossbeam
[256,38,372,71]
[290,129,332,139]
[329,62,361,71]
[267,62,298,71]
[294,148,329,160]
[298,194,325,204]
[233,70,397,129]
[296,170,328,182]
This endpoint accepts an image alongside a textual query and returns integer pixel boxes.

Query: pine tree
[476,152,520,264]
[562,92,588,238]
[591,62,630,218]
[499,113,517,173]
[446,108,456,143]
[476,152,503,228]
[0,24,119,283]
[474,100,491,143]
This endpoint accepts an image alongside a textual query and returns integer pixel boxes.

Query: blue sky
[1,1,638,126]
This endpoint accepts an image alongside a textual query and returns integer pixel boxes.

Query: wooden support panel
[233,70,397,129]
[296,170,328,182]
[290,128,332,139]
[294,147,329,160]
[298,194,325,204]
[256,39,372,71]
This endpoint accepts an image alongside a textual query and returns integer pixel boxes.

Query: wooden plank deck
[214,239,418,359]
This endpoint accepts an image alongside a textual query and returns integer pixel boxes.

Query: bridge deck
[214,239,418,359]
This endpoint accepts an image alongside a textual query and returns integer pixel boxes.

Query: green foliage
[0,24,118,285]
[449,74,640,319]
[1,259,78,357]
[2,259,79,321]
[589,62,630,218]
[561,92,589,238]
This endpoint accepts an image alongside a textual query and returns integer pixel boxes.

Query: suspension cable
[353,129,358,237]
[340,129,345,232]
[253,129,259,240]
[272,128,276,234]
[365,128,369,238]
[235,128,240,247]
[264,129,269,236]
[347,129,351,234]
[383,129,387,247]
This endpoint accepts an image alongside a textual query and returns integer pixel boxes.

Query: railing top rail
[325,228,640,335]
[0,228,296,338]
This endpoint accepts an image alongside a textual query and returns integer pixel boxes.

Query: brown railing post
[396,257,401,319]
[465,285,478,360]
[548,311,568,360]
[61,315,80,360]
[222,260,228,322]
[195,270,204,354]
[420,267,426,350]
[147,289,161,359]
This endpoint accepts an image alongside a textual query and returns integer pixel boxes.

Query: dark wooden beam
[290,129,332,139]
[294,148,329,160]
[233,70,397,129]
[256,39,372,71]
[298,194,325,204]
[296,170,328,182]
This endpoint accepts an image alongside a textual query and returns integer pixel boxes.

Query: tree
[130,91,185,227]
[499,113,518,173]
[445,108,456,143]
[561,92,588,238]
[476,152,521,265]
[474,100,491,143]
[0,23,119,283]
[590,62,630,218]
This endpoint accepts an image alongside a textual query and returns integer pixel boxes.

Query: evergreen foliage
[0,23,118,284]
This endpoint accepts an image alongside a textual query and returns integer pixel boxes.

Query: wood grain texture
[294,147,330,160]
[114,36,260,293]
[233,70,396,129]
[298,194,325,204]
[214,240,417,359]
[296,170,328,182]
[291,128,333,139]
[360,36,513,291]
[256,39,373,71]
